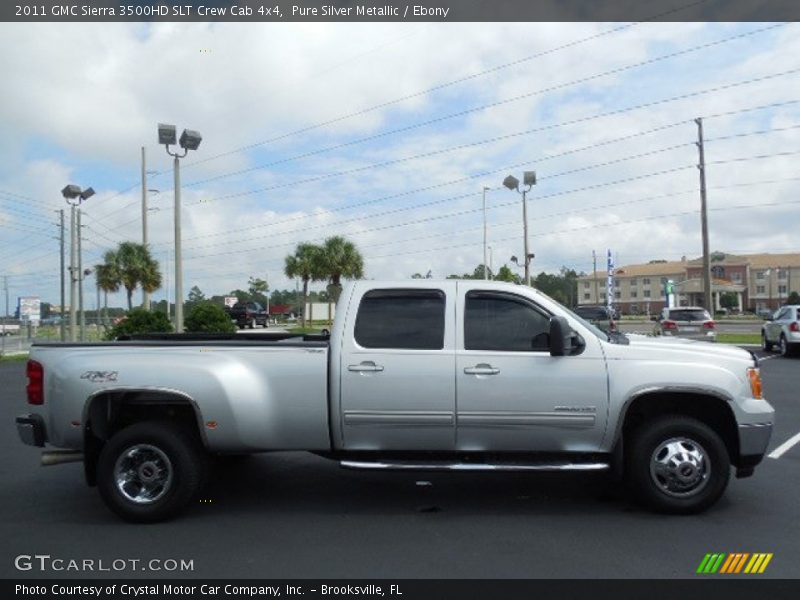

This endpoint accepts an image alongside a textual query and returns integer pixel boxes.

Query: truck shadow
[201,452,637,518]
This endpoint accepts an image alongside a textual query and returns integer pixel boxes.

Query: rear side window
[354,289,445,350]
[465,291,550,352]
[668,309,710,321]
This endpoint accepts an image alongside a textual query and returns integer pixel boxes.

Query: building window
[584,293,590,300]
[779,285,787,295]
[583,282,590,289]
[614,280,620,288]
[644,290,651,298]
[756,285,766,294]
[731,272,742,283]
[600,294,606,301]
[756,271,765,280]
[630,278,637,286]
[778,269,787,281]
[630,291,638,298]
[711,266,725,279]
[643,278,651,285]
[614,291,621,299]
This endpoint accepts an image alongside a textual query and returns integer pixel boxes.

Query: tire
[762,331,774,352]
[249,318,256,329]
[625,415,730,514]
[779,334,790,357]
[97,421,206,523]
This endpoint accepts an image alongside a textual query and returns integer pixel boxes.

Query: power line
[180,23,787,191]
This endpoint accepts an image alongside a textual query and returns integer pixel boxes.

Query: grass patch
[0,353,29,362]
[716,333,761,345]
[287,326,324,335]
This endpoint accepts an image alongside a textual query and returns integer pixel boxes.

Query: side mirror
[549,316,574,357]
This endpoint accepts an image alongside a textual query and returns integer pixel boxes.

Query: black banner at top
[4,0,800,23]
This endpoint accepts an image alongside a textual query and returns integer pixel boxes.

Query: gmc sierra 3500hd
[16,280,774,522]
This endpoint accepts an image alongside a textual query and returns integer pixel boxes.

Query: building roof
[579,260,686,280]
[742,253,800,268]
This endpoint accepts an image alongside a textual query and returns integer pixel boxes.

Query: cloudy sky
[0,20,798,309]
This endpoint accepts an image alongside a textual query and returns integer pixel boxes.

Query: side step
[340,460,609,472]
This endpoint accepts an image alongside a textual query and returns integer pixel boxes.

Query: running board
[340,460,609,472]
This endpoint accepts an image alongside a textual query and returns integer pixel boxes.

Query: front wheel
[626,416,730,514]
[97,422,207,523]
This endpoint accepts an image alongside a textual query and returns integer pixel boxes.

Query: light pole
[503,171,536,286]
[159,124,202,333]
[488,245,493,280]
[61,185,94,342]
[482,186,490,280]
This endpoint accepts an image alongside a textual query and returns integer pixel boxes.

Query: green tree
[96,242,162,311]
[284,243,324,328]
[106,308,172,340]
[248,277,269,305]
[185,302,236,333]
[787,291,800,305]
[494,265,521,284]
[317,236,364,303]
[95,259,121,326]
[185,285,206,314]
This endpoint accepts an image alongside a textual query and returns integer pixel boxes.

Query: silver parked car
[761,305,800,357]
[654,306,716,342]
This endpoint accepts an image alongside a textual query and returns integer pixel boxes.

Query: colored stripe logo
[696,553,773,574]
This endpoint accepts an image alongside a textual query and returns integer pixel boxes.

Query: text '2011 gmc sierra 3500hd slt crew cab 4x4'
[17,280,773,522]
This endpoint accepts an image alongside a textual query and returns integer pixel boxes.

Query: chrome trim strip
[341,461,610,472]
[344,410,454,426]
[457,411,596,428]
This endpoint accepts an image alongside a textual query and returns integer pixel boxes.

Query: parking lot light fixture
[160,123,202,333]
[503,171,537,287]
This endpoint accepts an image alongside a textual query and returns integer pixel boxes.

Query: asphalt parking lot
[1,350,798,580]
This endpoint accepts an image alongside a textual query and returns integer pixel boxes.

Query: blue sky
[0,21,798,310]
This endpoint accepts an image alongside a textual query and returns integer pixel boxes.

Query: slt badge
[80,371,118,383]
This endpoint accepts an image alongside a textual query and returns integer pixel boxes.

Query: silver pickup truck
[17,280,774,522]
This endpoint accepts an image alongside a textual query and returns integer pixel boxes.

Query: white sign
[18,296,41,324]
[224,296,238,308]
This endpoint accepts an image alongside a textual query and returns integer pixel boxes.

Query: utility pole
[1,276,6,355]
[165,250,171,322]
[592,250,599,304]
[482,186,489,279]
[141,146,151,311]
[77,208,85,341]
[695,118,712,316]
[58,209,65,341]
[69,203,77,341]
[522,186,531,286]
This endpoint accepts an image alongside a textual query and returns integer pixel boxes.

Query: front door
[455,285,609,453]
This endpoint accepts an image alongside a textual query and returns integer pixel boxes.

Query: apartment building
[578,252,800,315]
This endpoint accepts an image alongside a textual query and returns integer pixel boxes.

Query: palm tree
[96,242,162,311]
[318,236,365,307]
[284,243,323,328]
[95,253,120,327]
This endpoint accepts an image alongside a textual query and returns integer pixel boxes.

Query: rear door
[339,283,456,450]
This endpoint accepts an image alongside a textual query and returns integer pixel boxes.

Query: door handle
[348,361,385,373]
[464,365,500,375]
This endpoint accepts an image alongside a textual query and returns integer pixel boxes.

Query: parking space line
[768,431,800,459]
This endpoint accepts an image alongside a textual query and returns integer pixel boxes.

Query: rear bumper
[17,413,46,447]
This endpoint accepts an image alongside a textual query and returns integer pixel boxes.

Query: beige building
[578,252,800,315]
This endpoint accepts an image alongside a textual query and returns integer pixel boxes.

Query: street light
[503,170,536,286]
[61,184,93,341]
[159,123,202,332]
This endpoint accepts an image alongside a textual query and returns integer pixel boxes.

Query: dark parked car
[227,302,269,329]
[572,305,616,333]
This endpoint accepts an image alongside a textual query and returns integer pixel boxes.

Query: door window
[464,292,550,352]
[354,289,445,350]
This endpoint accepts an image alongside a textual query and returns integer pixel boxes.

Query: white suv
[761,305,800,357]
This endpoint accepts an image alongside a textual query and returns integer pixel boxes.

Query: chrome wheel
[649,437,710,498]
[114,444,173,504]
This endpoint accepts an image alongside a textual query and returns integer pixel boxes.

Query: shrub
[106,308,173,340]
[185,302,236,333]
